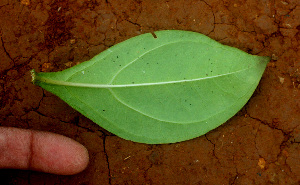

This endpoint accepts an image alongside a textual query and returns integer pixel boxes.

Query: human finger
[0,127,89,175]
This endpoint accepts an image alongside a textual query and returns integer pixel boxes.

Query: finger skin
[0,127,89,175]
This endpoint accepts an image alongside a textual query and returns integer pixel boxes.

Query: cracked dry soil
[0,0,299,184]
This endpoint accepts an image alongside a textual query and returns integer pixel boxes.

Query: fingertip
[61,138,90,175]
[31,131,89,175]
[67,141,89,175]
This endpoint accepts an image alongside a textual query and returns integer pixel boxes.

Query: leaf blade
[32,30,270,144]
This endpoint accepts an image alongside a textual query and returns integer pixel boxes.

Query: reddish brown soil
[0,0,299,184]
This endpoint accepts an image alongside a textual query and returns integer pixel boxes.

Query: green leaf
[31,30,270,144]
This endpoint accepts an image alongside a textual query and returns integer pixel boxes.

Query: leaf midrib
[37,67,251,88]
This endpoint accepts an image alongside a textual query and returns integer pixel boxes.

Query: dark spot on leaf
[147,63,149,64]
[206,74,208,76]
[117,56,119,58]
[103,110,106,112]
[211,71,213,72]
[190,104,192,105]
[132,82,134,84]
[119,65,122,66]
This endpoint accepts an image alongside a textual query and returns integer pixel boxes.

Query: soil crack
[204,134,219,161]
[1,36,14,62]
[103,135,112,185]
